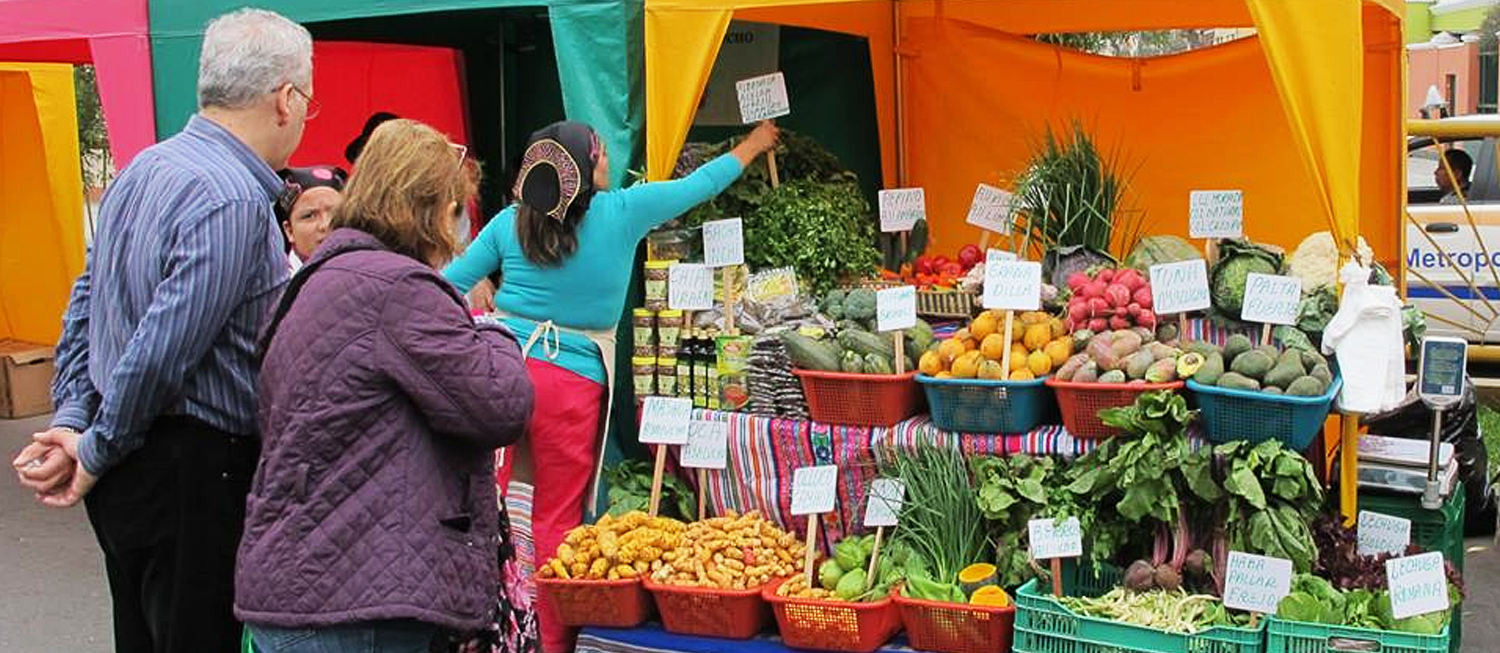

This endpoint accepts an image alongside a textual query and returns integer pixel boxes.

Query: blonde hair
[332,119,478,266]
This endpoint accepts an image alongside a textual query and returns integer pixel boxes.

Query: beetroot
[1133,286,1153,309]
[1184,550,1212,579]
[1115,268,1144,292]
[1068,301,1088,322]
[1067,272,1091,293]
[1097,268,1116,283]
[1082,280,1108,299]
[1088,297,1110,317]
[1124,560,1157,592]
[1088,318,1108,332]
[1137,311,1157,329]
[1109,316,1130,331]
[1153,565,1182,591]
[1127,303,1142,318]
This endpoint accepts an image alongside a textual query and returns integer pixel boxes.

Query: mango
[1073,361,1100,383]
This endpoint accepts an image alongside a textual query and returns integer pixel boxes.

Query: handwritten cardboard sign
[1028,517,1083,560]
[791,465,839,516]
[702,218,745,268]
[1149,259,1211,315]
[1239,273,1302,326]
[987,249,1018,263]
[876,286,917,332]
[1358,510,1413,557]
[668,264,714,311]
[984,260,1043,311]
[1223,551,1293,614]
[1189,190,1244,239]
[966,184,1014,234]
[638,397,693,445]
[736,72,790,123]
[863,479,906,528]
[680,419,729,470]
[878,189,926,233]
[1387,552,1450,619]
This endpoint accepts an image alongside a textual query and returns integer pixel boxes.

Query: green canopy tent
[149,0,646,513]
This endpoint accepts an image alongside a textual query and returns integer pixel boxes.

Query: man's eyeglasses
[290,85,320,120]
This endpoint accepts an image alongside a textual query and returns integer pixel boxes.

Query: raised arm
[615,122,780,239]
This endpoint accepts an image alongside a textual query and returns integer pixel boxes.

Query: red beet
[1088,297,1110,317]
[1127,303,1142,318]
[1105,283,1131,308]
[1097,268,1116,283]
[1082,280,1108,299]
[1115,268,1144,292]
[1067,272,1091,293]
[1088,318,1108,332]
[1137,311,1157,329]
[1133,286,1153,309]
[1109,316,1130,330]
[1068,301,1089,322]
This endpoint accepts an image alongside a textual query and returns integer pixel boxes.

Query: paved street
[1,415,1498,652]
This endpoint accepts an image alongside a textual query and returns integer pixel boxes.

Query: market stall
[0,63,84,344]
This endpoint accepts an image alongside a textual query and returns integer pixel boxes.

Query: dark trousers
[84,416,260,653]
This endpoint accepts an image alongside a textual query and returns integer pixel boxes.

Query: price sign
[736,72,791,123]
[1149,259,1211,315]
[987,249,1018,263]
[879,188,926,233]
[748,267,800,304]
[702,218,745,268]
[1189,190,1244,239]
[1357,510,1413,557]
[1386,552,1450,619]
[791,465,839,515]
[680,419,729,470]
[876,286,917,332]
[668,264,715,310]
[1240,273,1302,326]
[1223,551,1293,614]
[966,184,1014,234]
[1028,517,1083,560]
[638,397,693,445]
[983,260,1042,311]
[863,479,906,528]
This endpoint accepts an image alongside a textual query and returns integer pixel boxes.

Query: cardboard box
[0,340,55,419]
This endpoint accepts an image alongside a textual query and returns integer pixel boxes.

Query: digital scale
[1416,337,1468,509]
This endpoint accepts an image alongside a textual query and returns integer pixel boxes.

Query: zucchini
[839,329,895,360]
[784,332,842,371]
[864,353,894,375]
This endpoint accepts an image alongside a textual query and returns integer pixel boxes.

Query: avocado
[1194,352,1225,385]
[1299,349,1328,371]
[1309,364,1333,386]
[1287,375,1327,397]
[1223,334,1253,364]
[1264,352,1307,390]
[1229,350,1276,381]
[1217,372,1261,391]
[1262,386,1284,396]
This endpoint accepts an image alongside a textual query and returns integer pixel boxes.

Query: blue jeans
[248,621,436,653]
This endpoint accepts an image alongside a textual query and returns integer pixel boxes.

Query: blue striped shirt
[50,115,288,476]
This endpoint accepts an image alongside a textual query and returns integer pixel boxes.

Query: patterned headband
[514,138,583,222]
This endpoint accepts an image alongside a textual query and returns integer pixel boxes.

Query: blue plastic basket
[1186,373,1342,451]
[917,374,1056,434]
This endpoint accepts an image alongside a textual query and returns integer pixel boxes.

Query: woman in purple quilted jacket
[236,119,534,653]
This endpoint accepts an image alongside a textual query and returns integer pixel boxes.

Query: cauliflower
[1287,231,1372,291]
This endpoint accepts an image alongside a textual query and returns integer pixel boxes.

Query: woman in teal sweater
[444,120,777,653]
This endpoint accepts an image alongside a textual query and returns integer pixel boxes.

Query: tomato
[939,262,964,277]
[914,256,935,276]
[958,244,983,270]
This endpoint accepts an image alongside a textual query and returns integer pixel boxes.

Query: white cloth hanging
[1321,261,1407,414]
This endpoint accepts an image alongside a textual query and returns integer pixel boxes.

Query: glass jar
[632,309,656,350]
[656,357,678,396]
[631,356,656,397]
[643,260,675,311]
[657,309,683,348]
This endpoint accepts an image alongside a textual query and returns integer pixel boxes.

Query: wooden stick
[999,311,1015,380]
[648,445,668,518]
[768,149,781,188]
[1248,612,1261,629]
[894,332,907,374]
[803,516,820,587]
[1340,413,1361,525]
[864,526,886,591]
[1205,239,1220,266]
[697,468,707,521]
[1050,558,1063,597]
[723,267,737,335]
[979,230,992,252]
[1260,323,1273,347]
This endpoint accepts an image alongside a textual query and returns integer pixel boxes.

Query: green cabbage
[1211,239,1283,317]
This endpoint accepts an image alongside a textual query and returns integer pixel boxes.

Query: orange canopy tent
[0,63,83,344]
[645,0,1404,268]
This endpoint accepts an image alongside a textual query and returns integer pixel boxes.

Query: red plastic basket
[793,370,924,427]
[762,578,904,652]
[893,589,1016,653]
[644,578,773,639]
[1045,379,1185,439]
[535,577,654,628]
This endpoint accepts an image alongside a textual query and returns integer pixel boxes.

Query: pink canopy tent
[0,0,154,166]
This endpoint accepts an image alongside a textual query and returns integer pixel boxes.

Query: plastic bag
[1363,377,1493,535]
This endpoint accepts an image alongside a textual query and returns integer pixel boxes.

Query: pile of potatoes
[538,511,686,581]
[918,310,1072,381]
[648,510,806,591]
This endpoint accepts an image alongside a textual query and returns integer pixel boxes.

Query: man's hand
[469,277,498,313]
[29,429,97,508]
[14,430,76,495]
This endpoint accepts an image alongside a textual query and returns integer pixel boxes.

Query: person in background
[444,119,779,653]
[237,118,533,653]
[1438,148,1473,205]
[345,111,399,166]
[276,165,347,270]
[11,9,313,653]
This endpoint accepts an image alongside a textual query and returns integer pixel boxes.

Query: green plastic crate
[1265,617,1448,653]
[1014,572,1265,653]
[1358,483,1466,653]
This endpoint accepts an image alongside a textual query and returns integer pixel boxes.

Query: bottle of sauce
[705,329,722,411]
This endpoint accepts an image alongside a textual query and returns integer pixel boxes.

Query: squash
[784,332,842,372]
[958,563,998,595]
[839,329,896,360]
[969,585,1011,608]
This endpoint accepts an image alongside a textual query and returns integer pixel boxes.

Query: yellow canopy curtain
[644,0,1403,265]
[0,63,84,344]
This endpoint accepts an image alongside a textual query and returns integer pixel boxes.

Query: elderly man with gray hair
[12,8,313,653]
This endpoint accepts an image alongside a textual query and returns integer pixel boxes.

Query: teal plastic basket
[1265,617,1449,653]
[1186,374,1341,450]
[917,374,1056,434]
[1014,577,1265,653]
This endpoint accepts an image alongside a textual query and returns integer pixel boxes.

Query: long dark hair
[516,193,591,267]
